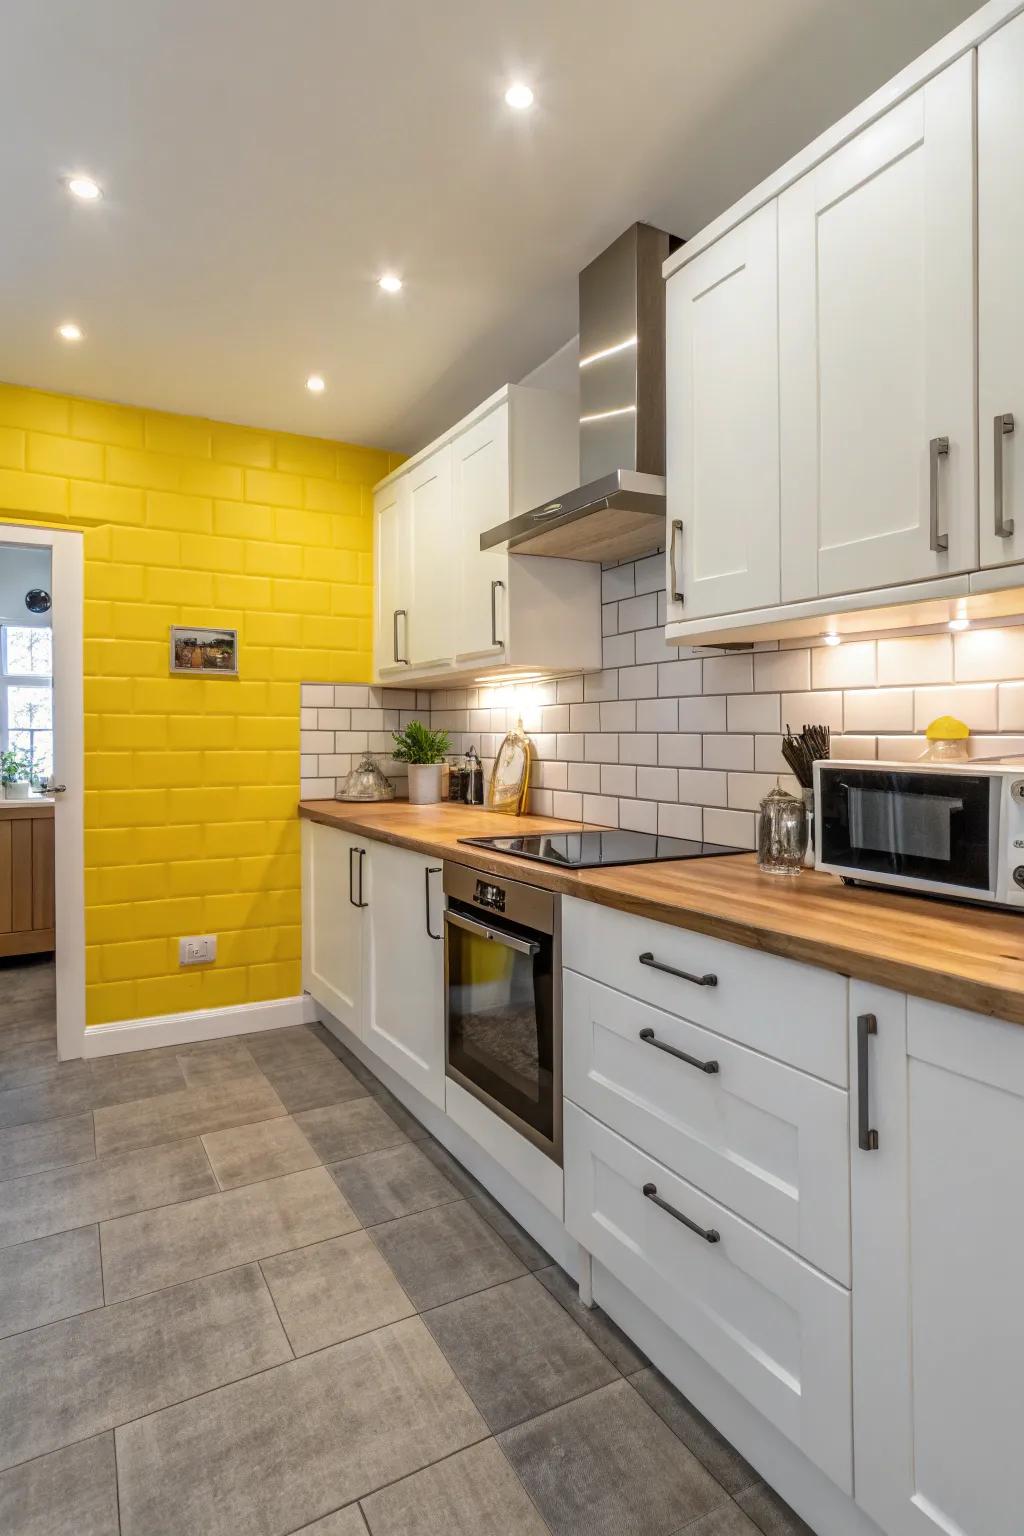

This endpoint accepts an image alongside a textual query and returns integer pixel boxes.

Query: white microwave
[813,758,1024,909]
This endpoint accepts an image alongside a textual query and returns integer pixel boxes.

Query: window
[1,626,53,782]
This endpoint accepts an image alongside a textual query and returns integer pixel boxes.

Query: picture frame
[169,626,238,676]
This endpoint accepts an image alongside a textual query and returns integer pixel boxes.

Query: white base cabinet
[301,819,369,1036]
[366,841,445,1109]
[851,985,1024,1536]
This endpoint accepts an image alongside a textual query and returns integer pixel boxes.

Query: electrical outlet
[179,934,216,967]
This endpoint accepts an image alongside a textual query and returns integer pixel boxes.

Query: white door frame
[1,525,85,1060]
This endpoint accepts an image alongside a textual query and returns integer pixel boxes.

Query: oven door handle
[445,909,540,957]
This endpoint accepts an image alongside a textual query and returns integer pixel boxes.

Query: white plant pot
[407,763,442,805]
[4,781,31,800]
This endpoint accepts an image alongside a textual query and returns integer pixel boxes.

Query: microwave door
[821,769,994,893]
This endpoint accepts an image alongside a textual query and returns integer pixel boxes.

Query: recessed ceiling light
[378,274,403,294]
[504,82,534,110]
[57,322,83,342]
[948,617,970,632]
[67,175,102,201]
[823,633,842,647]
[305,374,326,394]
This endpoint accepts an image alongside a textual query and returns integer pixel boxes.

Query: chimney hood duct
[481,222,682,563]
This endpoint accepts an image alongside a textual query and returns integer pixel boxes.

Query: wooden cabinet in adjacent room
[0,800,55,957]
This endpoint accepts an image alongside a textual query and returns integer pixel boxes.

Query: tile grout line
[255,1256,297,1359]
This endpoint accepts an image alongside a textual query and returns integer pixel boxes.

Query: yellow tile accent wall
[0,383,401,1026]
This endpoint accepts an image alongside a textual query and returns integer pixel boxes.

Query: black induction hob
[458,829,747,870]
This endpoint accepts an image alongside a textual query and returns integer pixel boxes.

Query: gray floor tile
[0,1262,290,1471]
[424,1273,619,1432]
[469,1189,553,1271]
[293,1510,368,1536]
[93,1074,286,1156]
[0,1226,103,1339]
[0,1138,217,1250]
[0,1110,95,1182]
[296,1097,409,1163]
[101,1164,360,1301]
[310,1029,431,1138]
[370,1200,526,1311]
[175,1038,263,1087]
[261,1230,414,1354]
[0,1068,95,1130]
[417,1136,484,1198]
[0,1432,119,1536]
[498,1379,728,1536]
[329,1140,461,1226]
[535,1264,649,1374]
[360,1438,549,1536]
[244,1026,369,1113]
[735,1483,818,1536]
[366,1082,431,1139]
[116,1316,487,1536]
[0,1036,59,1091]
[630,1367,760,1496]
[682,1506,764,1536]
[88,1048,188,1108]
[203,1114,319,1189]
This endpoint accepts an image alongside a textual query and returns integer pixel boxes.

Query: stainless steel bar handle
[643,1182,720,1244]
[393,609,409,665]
[424,866,442,940]
[929,436,950,553]
[490,580,505,647]
[857,1012,879,1151]
[446,908,540,956]
[669,519,684,604]
[638,1026,719,1075]
[995,413,1015,538]
[638,951,717,988]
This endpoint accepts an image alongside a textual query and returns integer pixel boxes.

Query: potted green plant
[391,721,451,805]
[1,747,33,801]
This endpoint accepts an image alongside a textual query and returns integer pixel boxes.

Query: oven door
[817,765,996,896]
[444,903,561,1162]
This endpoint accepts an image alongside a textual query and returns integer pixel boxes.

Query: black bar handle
[638,951,717,988]
[425,866,442,940]
[857,1012,879,1151]
[348,846,357,908]
[639,1027,719,1074]
[350,847,367,909]
[643,1182,720,1244]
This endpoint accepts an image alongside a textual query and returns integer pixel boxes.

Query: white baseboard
[82,995,307,1058]
[301,992,319,1024]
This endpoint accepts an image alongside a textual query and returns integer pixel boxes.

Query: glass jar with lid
[335,752,395,802]
[757,783,807,876]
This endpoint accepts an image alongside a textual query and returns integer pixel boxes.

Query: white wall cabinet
[779,57,976,599]
[301,819,369,1035]
[367,841,445,1108]
[851,985,1024,1536]
[665,201,781,621]
[373,384,601,687]
[979,10,1024,570]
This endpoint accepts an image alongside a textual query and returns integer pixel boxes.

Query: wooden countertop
[299,799,1024,1026]
[0,799,54,820]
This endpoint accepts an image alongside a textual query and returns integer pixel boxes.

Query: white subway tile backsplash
[728,772,800,811]
[552,790,584,820]
[954,626,1024,683]
[584,670,620,702]
[843,688,914,733]
[568,762,602,793]
[300,708,318,729]
[620,734,659,765]
[704,807,756,851]
[678,696,727,732]
[726,694,780,733]
[830,735,878,761]
[637,766,678,801]
[618,593,659,633]
[317,708,352,730]
[601,764,637,797]
[556,676,584,705]
[781,691,844,732]
[530,788,554,817]
[637,697,678,733]
[602,632,635,669]
[301,685,334,707]
[658,802,703,840]
[753,735,787,773]
[540,704,571,733]
[876,634,952,686]
[535,760,568,790]
[333,685,370,707]
[569,703,601,732]
[583,794,619,828]
[811,640,877,691]
[704,734,753,771]
[602,604,617,637]
[998,683,1024,731]
[620,798,658,833]
[303,731,335,753]
[556,733,585,761]
[635,626,676,664]
[585,734,620,763]
[600,700,637,732]
[301,777,335,799]
[677,768,728,807]
[658,734,702,768]
[657,659,701,697]
[602,564,635,603]
[913,684,998,732]
[703,655,753,694]
[633,553,665,595]
[754,649,810,693]
[618,665,659,699]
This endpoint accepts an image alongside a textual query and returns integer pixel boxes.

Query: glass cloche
[335,752,395,803]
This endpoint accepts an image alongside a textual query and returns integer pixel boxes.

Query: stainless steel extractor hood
[481,222,682,563]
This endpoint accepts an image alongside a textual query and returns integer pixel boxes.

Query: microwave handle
[445,908,540,957]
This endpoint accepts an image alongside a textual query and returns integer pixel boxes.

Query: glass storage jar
[757,783,807,876]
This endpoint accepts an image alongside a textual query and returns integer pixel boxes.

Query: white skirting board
[81,995,307,1058]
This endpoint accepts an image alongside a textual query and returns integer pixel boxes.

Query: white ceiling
[1,0,983,455]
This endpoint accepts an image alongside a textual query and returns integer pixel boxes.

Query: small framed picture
[170,626,238,676]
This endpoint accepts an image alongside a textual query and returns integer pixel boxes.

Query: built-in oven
[443,861,561,1164]
[814,758,1024,908]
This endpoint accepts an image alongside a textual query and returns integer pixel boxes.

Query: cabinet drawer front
[564,972,850,1283]
[562,897,847,1085]
[565,1102,852,1493]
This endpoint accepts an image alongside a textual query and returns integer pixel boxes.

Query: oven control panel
[473,879,506,913]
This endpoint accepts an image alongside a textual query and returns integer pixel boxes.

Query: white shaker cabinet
[301,819,369,1036]
[453,401,511,662]
[407,445,454,669]
[778,56,976,600]
[978,11,1024,569]
[367,841,445,1108]
[375,476,413,675]
[851,985,1024,1536]
[665,201,780,621]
